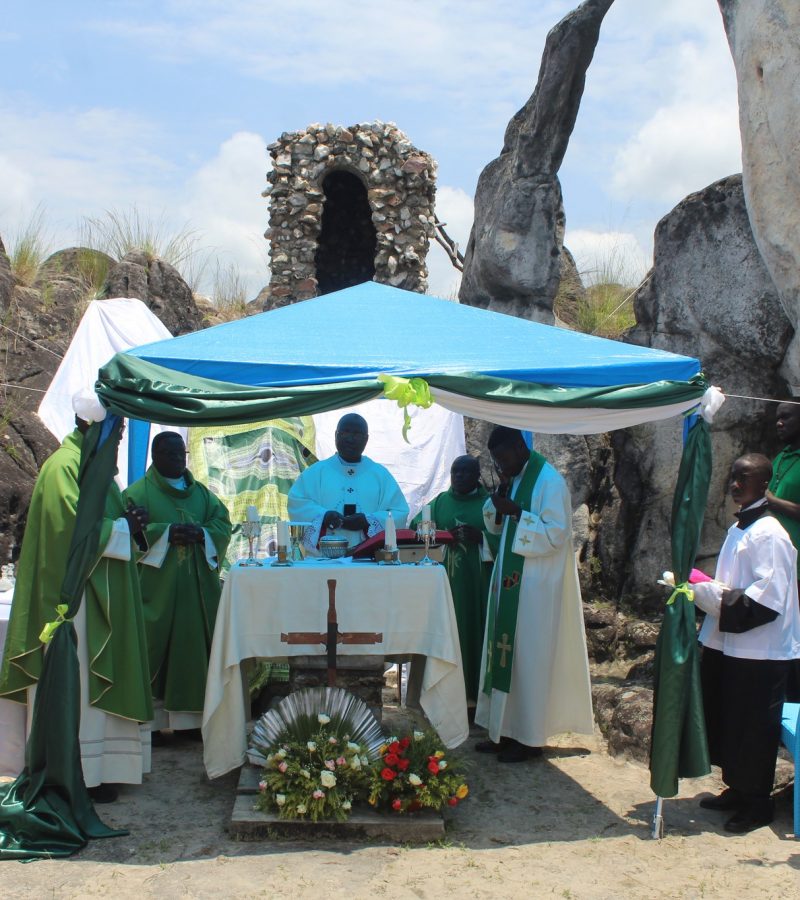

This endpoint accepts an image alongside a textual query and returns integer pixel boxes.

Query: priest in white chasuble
[475,426,593,763]
[288,413,409,555]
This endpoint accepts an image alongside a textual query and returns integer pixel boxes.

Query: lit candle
[384,512,397,550]
[246,505,259,523]
[277,520,290,546]
[422,504,432,522]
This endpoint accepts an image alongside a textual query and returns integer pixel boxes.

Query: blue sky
[0,0,741,300]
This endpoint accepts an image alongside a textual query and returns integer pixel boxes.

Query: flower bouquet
[367,729,469,813]
[249,687,384,822]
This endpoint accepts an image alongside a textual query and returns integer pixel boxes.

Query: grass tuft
[8,206,51,286]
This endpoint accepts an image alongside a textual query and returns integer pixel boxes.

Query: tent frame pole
[652,796,664,839]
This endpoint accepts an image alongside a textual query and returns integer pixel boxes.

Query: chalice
[240,519,263,567]
[415,519,438,566]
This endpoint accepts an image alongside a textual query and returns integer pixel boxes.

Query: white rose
[438,760,447,770]
[347,741,360,751]
[350,756,362,770]
[318,713,331,725]
[300,768,310,779]
[307,741,317,751]
[296,803,307,814]
[342,800,352,811]
[275,793,286,806]
[320,770,337,789]
[408,774,422,786]
[413,731,425,741]
[275,748,287,759]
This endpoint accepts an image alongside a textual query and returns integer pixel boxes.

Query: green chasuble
[0,430,152,722]
[412,487,496,702]
[124,467,232,713]
[769,446,800,578]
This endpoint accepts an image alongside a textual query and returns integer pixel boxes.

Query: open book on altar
[350,529,454,561]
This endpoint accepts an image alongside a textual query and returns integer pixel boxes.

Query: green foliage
[7,207,51,286]
[572,242,646,339]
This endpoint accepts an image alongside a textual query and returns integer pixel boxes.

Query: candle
[277,520,290,546]
[246,505,259,523]
[384,512,397,550]
[422,504,432,522]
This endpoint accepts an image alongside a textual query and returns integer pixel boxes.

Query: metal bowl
[319,537,349,559]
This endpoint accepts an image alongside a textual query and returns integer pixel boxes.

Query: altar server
[696,453,800,834]
[288,413,408,555]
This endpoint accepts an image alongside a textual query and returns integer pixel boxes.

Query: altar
[202,560,469,779]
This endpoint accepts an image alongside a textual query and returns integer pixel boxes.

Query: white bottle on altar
[384,511,397,551]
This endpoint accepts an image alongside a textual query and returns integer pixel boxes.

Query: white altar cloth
[202,561,468,779]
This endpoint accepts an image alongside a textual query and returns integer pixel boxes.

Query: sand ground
[1,697,798,900]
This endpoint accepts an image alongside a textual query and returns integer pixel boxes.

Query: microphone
[494,482,508,525]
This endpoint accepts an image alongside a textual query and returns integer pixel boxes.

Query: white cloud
[610,101,741,207]
[564,229,650,287]
[427,185,473,299]
[179,131,270,299]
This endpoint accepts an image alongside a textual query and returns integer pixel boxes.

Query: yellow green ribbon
[39,604,71,644]
[377,374,433,443]
[666,583,694,606]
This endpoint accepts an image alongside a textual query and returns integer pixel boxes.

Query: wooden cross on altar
[280,578,383,686]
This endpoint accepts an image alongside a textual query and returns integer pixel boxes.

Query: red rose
[381,767,396,781]
[388,741,401,755]
[392,798,402,811]
[448,797,458,807]
[397,758,410,771]
[427,761,440,775]
[384,753,400,767]
[399,737,411,749]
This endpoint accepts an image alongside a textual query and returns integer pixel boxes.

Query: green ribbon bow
[39,604,71,645]
[377,374,433,442]
[666,583,694,606]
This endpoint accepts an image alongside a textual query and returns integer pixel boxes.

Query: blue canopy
[126,282,700,388]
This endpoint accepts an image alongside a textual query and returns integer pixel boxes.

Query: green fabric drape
[649,416,712,797]
[0,419,127,860]
[95,354,708,427]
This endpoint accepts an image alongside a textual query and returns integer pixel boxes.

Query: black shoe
[475,739,504,754]
[724,801,773,834]
[88,783,119,804]
[699,788,744,811]
[150,729,167,746]
[181,728,203,742]
[497,741,543,763]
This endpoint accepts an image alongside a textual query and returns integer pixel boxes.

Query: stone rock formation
[105,250,203,335]
[459,0,615,322]
[718,0,800,393]
[259,121,436,308]
[0,241,204,563]
[614,174,792,602]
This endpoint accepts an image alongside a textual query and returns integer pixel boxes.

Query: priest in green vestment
[412,455,495,703]
[124,431,232,734]
[0,392,153,801]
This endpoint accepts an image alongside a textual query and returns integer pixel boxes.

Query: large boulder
[105,250,203,335]
[718,0,800,393]
[459,0,614,322]
[610,174,792,603]
[0,242,205,564]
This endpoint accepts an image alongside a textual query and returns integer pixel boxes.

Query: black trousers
[701,647,789,798]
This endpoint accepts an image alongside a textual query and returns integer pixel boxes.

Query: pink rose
[325,759,336,771]
[312,789,325,799]
[278,761,288,773]
[336,756,347,766]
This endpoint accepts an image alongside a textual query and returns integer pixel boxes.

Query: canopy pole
[651,796,664,839]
